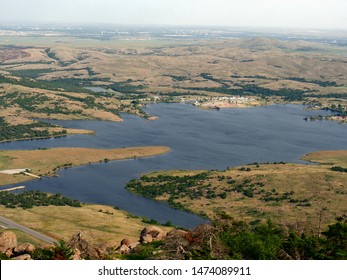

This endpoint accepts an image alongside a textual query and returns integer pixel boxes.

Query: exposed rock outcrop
[140,226,168,244]
[120,238,135,247]
[119,244,131,254]
[68,232,99,260]
[115,238,139,254]
[11,254,32,260]
[14,243,36,255]
[0,231,18,256]
[0,231,37,260]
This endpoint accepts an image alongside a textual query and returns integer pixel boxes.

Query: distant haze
[1,0,346,29]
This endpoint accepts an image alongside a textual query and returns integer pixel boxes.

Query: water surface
[1,104,346,227]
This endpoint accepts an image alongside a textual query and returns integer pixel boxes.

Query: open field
[0,146,170,186]
[126,151,347,230]
[0,204,167,246]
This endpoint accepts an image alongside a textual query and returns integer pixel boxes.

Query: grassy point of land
[126,151,347,229]
[302,150,347,167]
[0,146,170,186]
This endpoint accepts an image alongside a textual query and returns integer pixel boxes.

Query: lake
[1,103,346,228]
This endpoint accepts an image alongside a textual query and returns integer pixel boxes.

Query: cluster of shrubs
[0,117,66,142]
[1,215,346,260]
[126,172,228,211]
[0,190,81,209]
[125,215,347,260]
[331,166,347,173]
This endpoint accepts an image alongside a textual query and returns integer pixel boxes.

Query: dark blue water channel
[1,103,347,228]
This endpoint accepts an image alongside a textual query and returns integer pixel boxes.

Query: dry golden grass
[145,170,205,178]
[1,37,346,129]
[0,204,160,246]
[303,150,347,167]
[0,146,170,186]
[2,38,346,95]
[138,151,347,228]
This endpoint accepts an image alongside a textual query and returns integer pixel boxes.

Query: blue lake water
[1,103,346,228]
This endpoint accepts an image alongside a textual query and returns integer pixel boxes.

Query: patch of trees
[0,190,81,209]
[11,93,51,111]
[52,163,73,172]
[325,104,347,116]
[126,172,228,211]
[228,178,311,206]
[331,166,347,173]
[10,68,56,79]
[106,82,145,94]
[57,93,120,117]
[30,240,74,260]
[128,170,312,210]
[240,59,255,62]
[183,82,306,101]
[118,94,148,100]
[231,75,277,81]
[85,67,96,76]
[1,90,114,118]
[200,73,230,87]
[36,106,83,116]
[0,118,66,142]
[124,215,347,260]
[165,75,189,81]
[240,84,306,101]
[307,93,347,99]
[44,48,58,60]
[0,74,107,94]
[287,77,338,87]
[43,77,109,93]
[198,73,305,101]
[0,61,52,66]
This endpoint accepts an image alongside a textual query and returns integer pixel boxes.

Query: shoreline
[0,129,95,144]
[0,101,343,145]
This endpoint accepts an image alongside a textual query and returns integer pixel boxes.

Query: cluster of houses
[193,96,255,107]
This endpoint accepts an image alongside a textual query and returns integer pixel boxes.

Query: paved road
[0,216,57,244]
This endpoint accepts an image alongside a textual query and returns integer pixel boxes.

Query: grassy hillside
[0,37,347,138]
[0,204,165,246]
[126,150,347,229]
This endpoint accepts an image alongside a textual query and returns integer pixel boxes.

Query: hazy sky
[1,0,346,29]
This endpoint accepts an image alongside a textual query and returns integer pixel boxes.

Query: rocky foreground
[0,231,35,260]
[0,225,186,260]
[2,215,347,260]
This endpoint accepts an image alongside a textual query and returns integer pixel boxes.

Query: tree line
[0,190,81,209]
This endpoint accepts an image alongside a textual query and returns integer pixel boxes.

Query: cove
[1,103,347,228]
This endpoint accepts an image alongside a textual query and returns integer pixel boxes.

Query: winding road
[0,216,57,244]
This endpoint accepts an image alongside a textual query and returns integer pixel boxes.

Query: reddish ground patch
[0,49,30,61]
